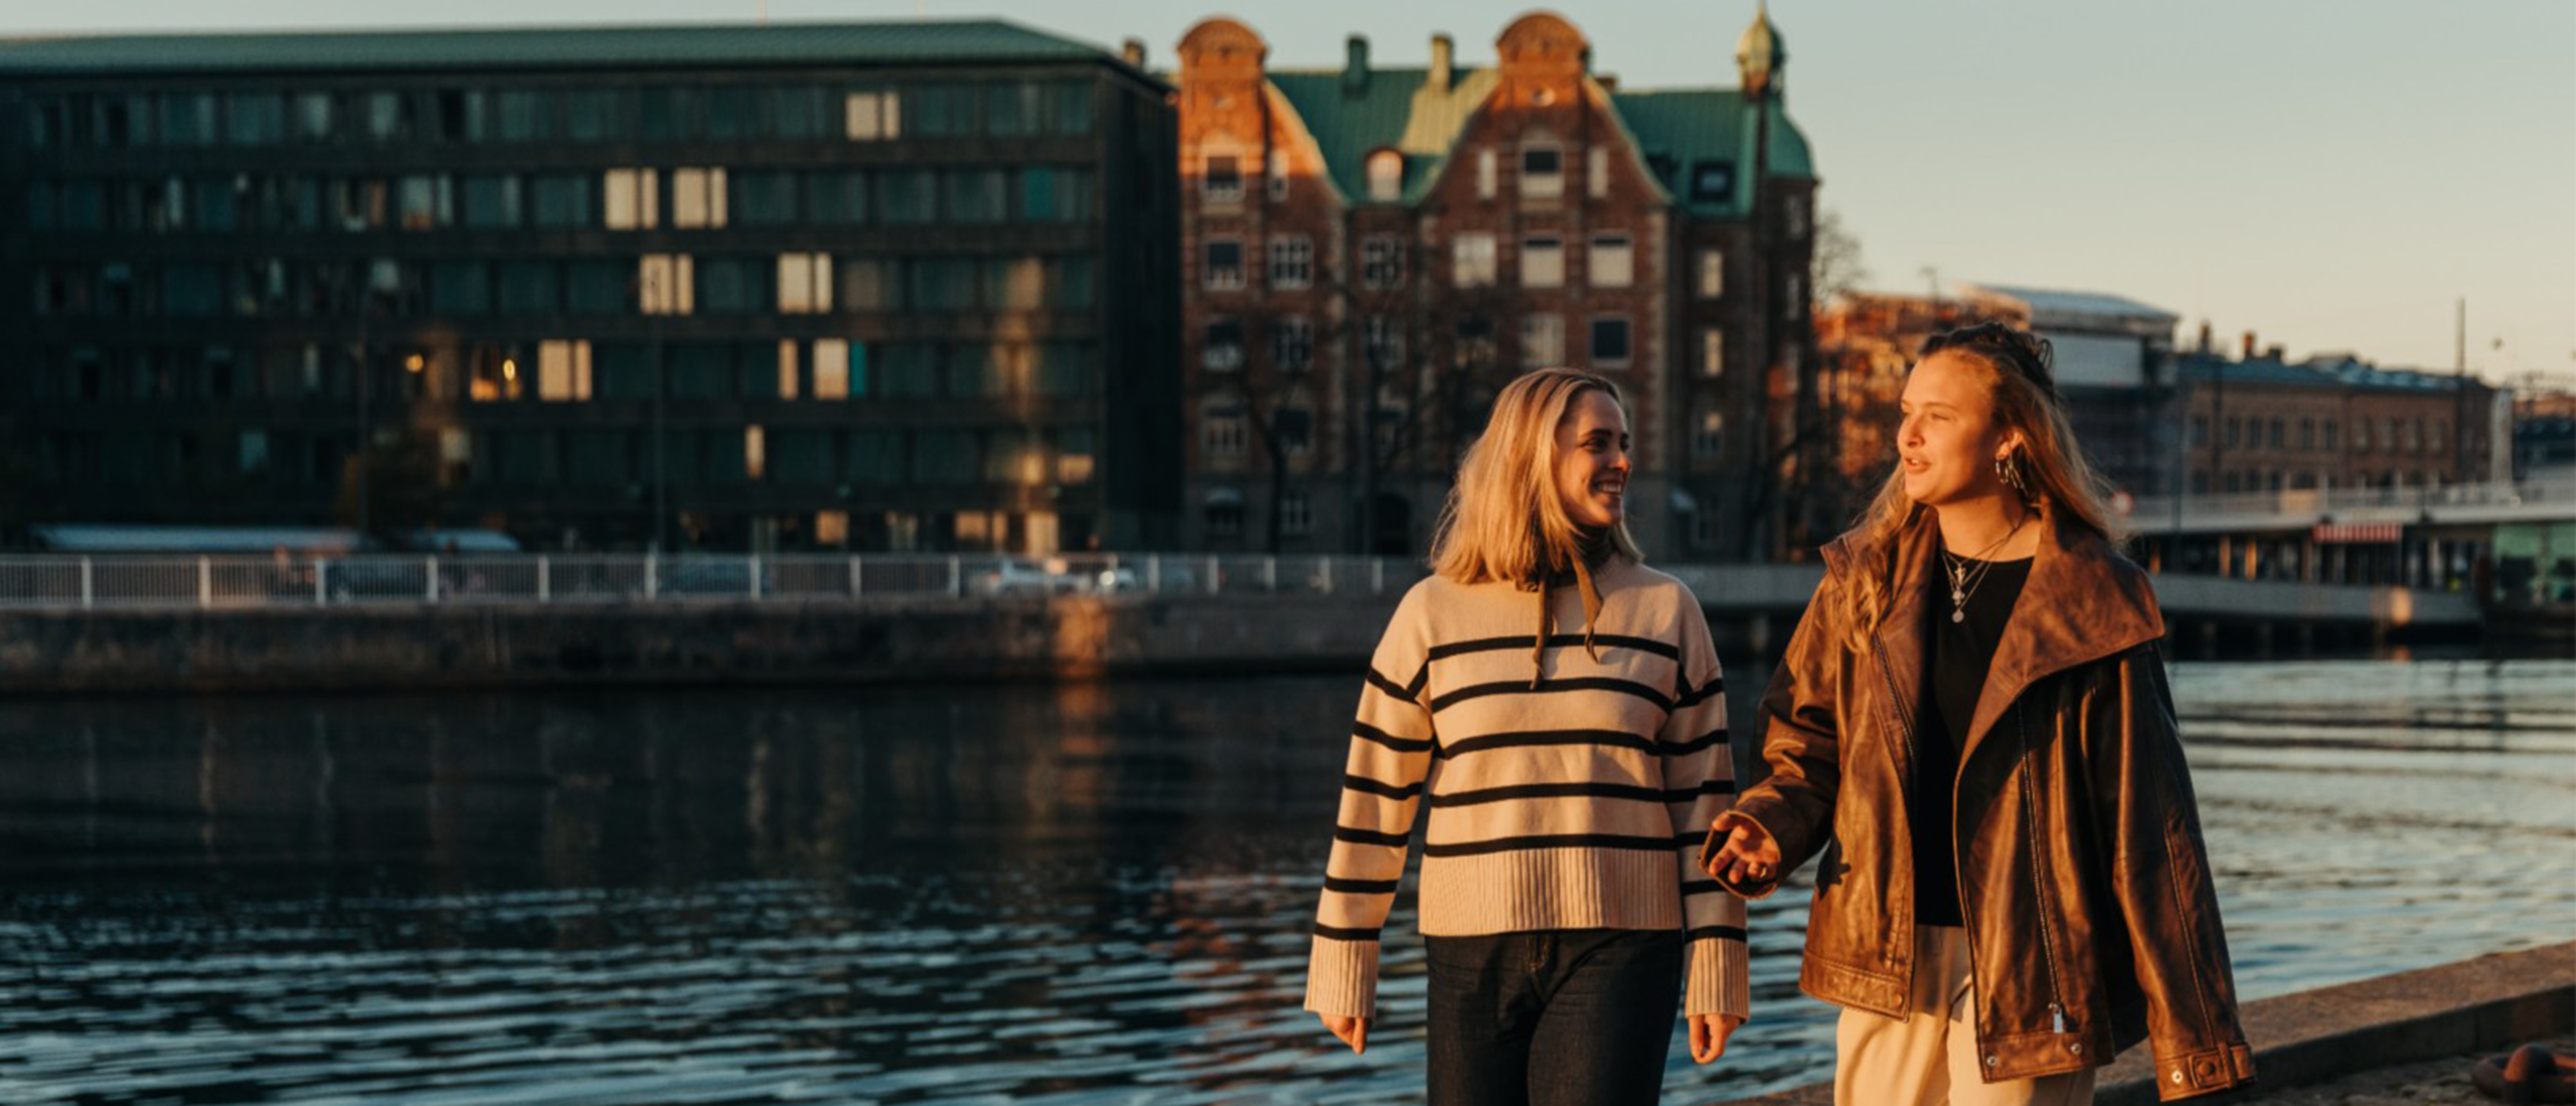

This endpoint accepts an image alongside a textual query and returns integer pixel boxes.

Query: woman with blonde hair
[1304,368,1750,1105]
[1703,322,2255,1104]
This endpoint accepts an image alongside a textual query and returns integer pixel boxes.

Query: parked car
[321,559,431,602]
[658,559,771,598]
[971,558,1083,597]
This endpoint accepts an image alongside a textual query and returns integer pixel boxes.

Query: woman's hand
[1688,1012,1744,1062]
[1318,1013,1368,1054]
[1703,811,1784,887]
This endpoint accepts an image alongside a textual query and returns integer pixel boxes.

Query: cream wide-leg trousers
[1832,925,2096,1106]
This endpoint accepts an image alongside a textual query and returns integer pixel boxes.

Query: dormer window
[1366,149,1403,202]
[1521,143,1564,199]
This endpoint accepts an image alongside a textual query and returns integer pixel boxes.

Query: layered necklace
[1940,513,2027,625]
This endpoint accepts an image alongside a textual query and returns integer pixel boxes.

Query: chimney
[2265,344,2286,361]
[1597,73,1619,93]
[1430,33,1453,91]
[2197,319,2213,354]
[2241,330,2257,360]
[1344,35,1370,95]
[1120,38,1146,69]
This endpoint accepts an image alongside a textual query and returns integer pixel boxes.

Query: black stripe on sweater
[1342,774,1425,801]
[1662,778,1738,803]
[1421,833,1678,857]
[1438,728,1658,758]
[1428,634,1681,662]
[1685,925,1750,944]
[1323,875,1401,895]
[1334,825,1411,847]
[1673,674,1727,709]
[1314,922,1383,942]
[1426,781,1671,807]
[1681,879,1725,897]
[1364,667,1413,702]
[1666,728,1728,756]
[1352,721,1434,754]
[1430,676,1672,714]
[1674,828,1709,850]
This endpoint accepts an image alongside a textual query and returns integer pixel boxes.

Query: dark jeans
[1423,928,1683,1106]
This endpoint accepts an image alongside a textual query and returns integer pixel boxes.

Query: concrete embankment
[0,595,1402,694]
[1711,941,2575,1106]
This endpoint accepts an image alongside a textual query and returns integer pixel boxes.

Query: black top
[1909,549,2033,927]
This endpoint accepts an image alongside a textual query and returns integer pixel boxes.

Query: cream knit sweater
[1303,556,1752,1021]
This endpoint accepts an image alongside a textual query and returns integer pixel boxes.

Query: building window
[1203,407,1246,456]
[1021,167,1089,222]
[1362,236,1404,289]
[1587,146,1610,200]
[639,254,694,315]
[537,339,592,401]
[1270,317,1313,373]
[1364,316,1405,373]
[2429,419,2445,454]
[397,174,451,230]
[1589,234,1633,287]
[1784,193,1809,238]
[1697,248,1725,298]
[1203,319,1245,371]
[1522,314,1565,367]
[2225,417,2241,448]
[1275,407,1313,455]
[983,256,1044,311]
[1520,236,1564,288]
[734,171,798,225]
[469,345,525,402]
[1280,489,1312,536]
[1784,272,1805,317]
[1520,144,1564,199]
[1269,236,1313,289]
[2188,415,2208,448]
[1268,150,1291,201]
[1476,149,1497,199]
[2324,421,2341,451]
[604,168,658,230]
[1203,238,1245,290]
[1690,160,1734,204]
[946,168,1007,223]
[1203,152,1244,202]
[462,175,521,228]
[2353,418,2371,450]
[697,256,769,313]
[1454,233,1499,287]
[844,91,902,140]
[1366,149,1403,202]
[531,174,592,228]
[1693,409,1725,459]
[672,167,727,229]
[1699,326,1725,378]
[1590,316,1631,368]
[777,252,833,314]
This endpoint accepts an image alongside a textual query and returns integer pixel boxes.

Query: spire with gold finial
[1736,0,1785,99]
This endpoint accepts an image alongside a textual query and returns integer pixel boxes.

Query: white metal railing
[0,552,1438,612]
[2126,477,2576,530]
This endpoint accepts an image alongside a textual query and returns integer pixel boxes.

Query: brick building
[2176,348,2507,496]
[1172,9,1817,558]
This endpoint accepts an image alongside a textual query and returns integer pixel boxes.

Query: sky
[9,0,2572,388]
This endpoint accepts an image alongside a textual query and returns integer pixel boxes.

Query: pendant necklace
[1941,514,2026,624]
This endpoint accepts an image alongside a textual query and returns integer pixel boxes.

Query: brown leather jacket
[1724,505,2256,1099]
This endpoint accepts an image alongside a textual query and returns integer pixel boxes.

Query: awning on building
[2312,521,2404,545]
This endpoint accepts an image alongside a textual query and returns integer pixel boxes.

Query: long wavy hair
[1834,321,2126,649]
[1429,368,1644,586]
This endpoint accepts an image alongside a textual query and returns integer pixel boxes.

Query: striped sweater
[1304,556,1751,1021]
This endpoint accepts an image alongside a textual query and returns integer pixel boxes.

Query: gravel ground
[2218,1036,2573,1106]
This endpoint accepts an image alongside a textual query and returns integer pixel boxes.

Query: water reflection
[0,660,2567,1105]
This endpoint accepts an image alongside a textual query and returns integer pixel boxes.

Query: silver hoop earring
[1996,453,2029,497]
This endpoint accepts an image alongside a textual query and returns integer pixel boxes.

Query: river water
[0,658,2569,1104]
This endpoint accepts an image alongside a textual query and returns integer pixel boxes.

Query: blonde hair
[1835,323,2127,650]
[1430,368,1644,586]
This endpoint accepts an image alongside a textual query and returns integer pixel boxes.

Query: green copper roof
[1611,89,1814,217]
[1265,67,1502,205]
[0,19,1122,77]
[1259,64,1813,217]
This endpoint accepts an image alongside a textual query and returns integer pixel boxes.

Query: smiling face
[1553,388,1632,529]
[1897,351,2023,507]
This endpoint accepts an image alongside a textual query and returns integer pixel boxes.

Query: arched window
[1366,149,1403,202]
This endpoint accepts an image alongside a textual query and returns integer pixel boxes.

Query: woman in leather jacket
[1703,323,2255,1104]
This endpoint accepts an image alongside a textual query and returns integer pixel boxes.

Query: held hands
[1703,811,1784,889]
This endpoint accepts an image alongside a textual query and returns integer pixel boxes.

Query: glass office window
[639,88,699,140]
[696,257,768,313]
[566,89,623,141]
[838,258,892,311]
[670,344,732,399]
[161,93,215,146]
[496,91,552,142]
[907,258,975,311]
[911,430,977,484]
[1048,258,1096,309]
[878,168,935,223]
[804,170,865,225]
[846,430,902,483]
[773,85,826,138]
[462,175,522,228]
[880,344,939,398]
[907,84,971,136]
[431,261,492,315]
[1046,81,1094,135]
[1020,166,1089,222]
[734,171,798,225]
[225,93,284,145]
[985,83,1038,137]
[946,168,1006,223]
[531,174,592,228]
[566,260,626,313]
[498,261,559,313]
[705,85,755,140]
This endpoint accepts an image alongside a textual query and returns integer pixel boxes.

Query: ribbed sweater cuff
[1684,935,1750,1019]
[1303,936,1380,1019]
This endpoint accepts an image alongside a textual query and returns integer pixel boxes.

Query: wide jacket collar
[1821,501,2167,760]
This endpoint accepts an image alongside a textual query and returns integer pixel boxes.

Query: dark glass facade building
[0,21,1180,553]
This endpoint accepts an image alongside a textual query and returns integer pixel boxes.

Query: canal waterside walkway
[1708,941,2575,1106]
